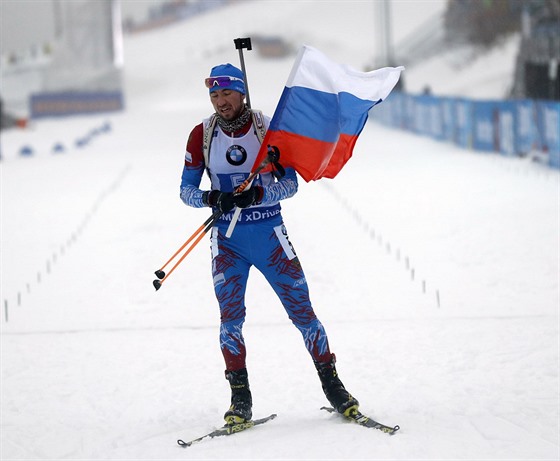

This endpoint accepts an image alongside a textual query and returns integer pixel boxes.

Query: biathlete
[179,63,359,424]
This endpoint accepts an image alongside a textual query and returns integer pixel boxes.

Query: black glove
[203,190,236,213]
[233,187,263,209]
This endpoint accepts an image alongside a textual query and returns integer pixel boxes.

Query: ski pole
[233,37,252,109]
[153,150,278,291]
[153,212,221,291]
[153,168,256,283]
[154,210,221,280]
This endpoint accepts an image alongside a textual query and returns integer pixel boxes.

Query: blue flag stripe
[270,86,339,143]
[270,86,382,144]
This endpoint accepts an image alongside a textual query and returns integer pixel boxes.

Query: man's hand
[233,187,263,209]
[203,190,236,213]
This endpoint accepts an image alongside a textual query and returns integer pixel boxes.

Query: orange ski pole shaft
[153,213,221,291]
[154,211,220,279]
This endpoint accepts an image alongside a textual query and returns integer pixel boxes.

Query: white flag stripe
[286,45,404,102]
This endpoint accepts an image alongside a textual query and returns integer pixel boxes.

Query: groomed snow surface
[1,1,559,460]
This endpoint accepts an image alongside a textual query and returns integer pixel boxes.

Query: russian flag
[254,46,404,182]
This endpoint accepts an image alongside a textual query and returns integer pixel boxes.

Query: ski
[321,406,400,435]
[177,413,277,447]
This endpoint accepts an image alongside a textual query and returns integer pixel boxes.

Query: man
[180,63,359,424]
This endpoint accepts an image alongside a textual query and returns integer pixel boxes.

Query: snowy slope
[403,33,521,98]
[1,1,559,460]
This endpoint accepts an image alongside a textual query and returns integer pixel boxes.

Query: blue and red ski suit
[180,111,333,371]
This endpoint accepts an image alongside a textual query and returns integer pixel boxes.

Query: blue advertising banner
[473,101,498,152]
[413,95,429,136]
[441,98,456,142]
[410,95,442,139]
[30,91,125,118]
[455,99,473,149]
[403,94,416,131]
[383,92,404,129]
[368,91,559,169]
[516,100,536,155]
[537,101,560,168]
[497,101,516,156]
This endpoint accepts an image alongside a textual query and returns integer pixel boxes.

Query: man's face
[210,89,245,121]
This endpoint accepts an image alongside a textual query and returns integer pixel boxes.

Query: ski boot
[315,354,359,417]
[224,368,253,424]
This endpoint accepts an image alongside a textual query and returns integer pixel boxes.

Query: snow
[403,34,522,99]
[1,1,559,460]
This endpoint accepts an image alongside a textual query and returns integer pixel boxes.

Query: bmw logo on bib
[226,145,247,166]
